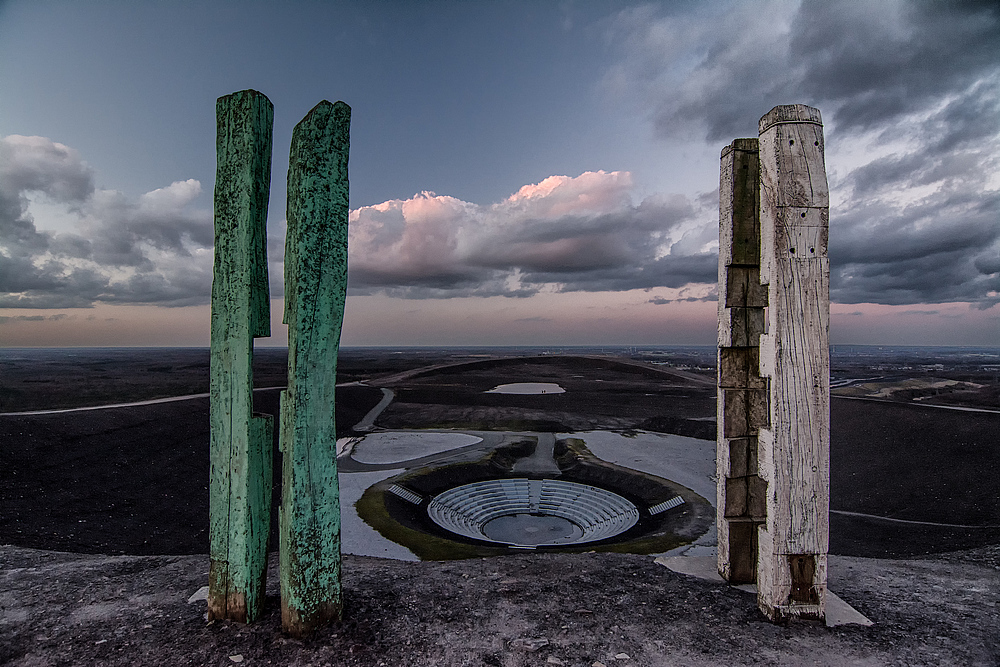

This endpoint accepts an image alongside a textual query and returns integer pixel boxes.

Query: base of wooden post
[281,600,343,638]
[207,560,253,624]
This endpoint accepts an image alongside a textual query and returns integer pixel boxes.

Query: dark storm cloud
[0,136,215,308]
[790,1,1000,136]
[0,136,90,259]
[648,292,711,305]
[829,80,1000,308]
[617,0,1000,142]
[516,250,717,293]
[0,135,95,203]
[609,0,1000,308]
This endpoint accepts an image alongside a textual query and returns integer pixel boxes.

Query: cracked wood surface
[280,100,351,636]
[756,104,830,622]
[208,89,274,624]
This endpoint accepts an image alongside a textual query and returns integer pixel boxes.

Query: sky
[0,0,998,347]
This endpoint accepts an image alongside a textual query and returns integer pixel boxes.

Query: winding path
[0,386,286,416]
[351,387,395,432]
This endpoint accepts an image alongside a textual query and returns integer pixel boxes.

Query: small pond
[485,382,565,395]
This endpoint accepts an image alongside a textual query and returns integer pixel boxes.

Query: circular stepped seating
[427,478,640,547]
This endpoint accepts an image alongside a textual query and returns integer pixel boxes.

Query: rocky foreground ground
[2,544,998,667]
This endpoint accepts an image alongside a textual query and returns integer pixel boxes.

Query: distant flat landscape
[1,345,997,559]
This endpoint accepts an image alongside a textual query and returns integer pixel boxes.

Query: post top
[759,105,822,134]
[295,100,352,132]
[217,89,273,109]
[307,99,351,113]
[721,137,759,158]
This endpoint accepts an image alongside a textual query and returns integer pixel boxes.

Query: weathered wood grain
[208,89,274,624]
[719,347,767,391]
[726,521,758,583]
[725,266,768,309]
[279,100,351,637]
[718,140,763,349]
[722,389,768,438]
[756,104,830,622]
[717,138,767,585]
[724,308,766,348]
[728,437,752,478]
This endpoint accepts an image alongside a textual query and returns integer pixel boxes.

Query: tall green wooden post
[208,89,274,624]
[280,100,351,636]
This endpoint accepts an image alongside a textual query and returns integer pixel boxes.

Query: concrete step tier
[427,478,640,547]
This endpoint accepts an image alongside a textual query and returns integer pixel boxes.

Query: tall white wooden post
[756,104,830,621]
[717,138,768,584]
[717,104,830,622]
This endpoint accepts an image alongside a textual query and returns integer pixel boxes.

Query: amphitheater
[416,478,684,548]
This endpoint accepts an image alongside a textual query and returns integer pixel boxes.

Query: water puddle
[485,382,565,395]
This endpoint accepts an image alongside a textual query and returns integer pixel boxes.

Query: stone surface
[511,637,550,651]
[655,555,872,627]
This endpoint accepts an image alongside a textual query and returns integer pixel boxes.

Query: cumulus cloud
[0,135,214,308]
[2,137,717,308]
[347,170,717,298]
[606,0,1000,308]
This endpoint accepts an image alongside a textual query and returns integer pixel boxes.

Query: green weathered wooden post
[279,100,351,636]
[208,89,274,624]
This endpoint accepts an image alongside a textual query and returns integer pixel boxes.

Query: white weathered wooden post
[718,104,830,622]
[757,104,830,621]
[717,137,768,585]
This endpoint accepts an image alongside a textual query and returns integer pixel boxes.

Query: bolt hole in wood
[719,104,830,621]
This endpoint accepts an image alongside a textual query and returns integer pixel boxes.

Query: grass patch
[355,481,507,560]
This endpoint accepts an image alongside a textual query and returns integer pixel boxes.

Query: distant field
[2,345,995,412]
[1,346,997,559]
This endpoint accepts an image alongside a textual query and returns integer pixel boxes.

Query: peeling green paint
[208,89,274,624]
[279,100,351,636]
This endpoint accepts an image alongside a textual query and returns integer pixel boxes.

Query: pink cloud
[347,171,710,297]
[502,170,634,218]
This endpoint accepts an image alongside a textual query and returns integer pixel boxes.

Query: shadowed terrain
[1,348,997,558]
